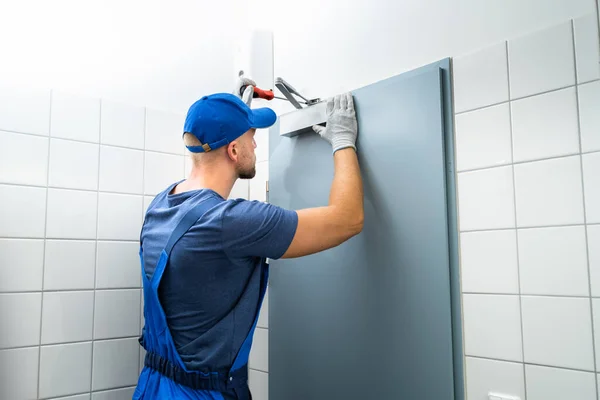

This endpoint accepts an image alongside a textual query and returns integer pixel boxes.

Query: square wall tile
[46,188,98,239]
[184,154,192,177]
[257,287,269,328]
[457,166,515,231]
[465,357,525,400]
[51,90,100,142]
[0,130,48,185]
[97,193,142,240]
[522,296,594,370]
[53,395,90,400]
[230,179,249,200]
[518,226,589,296]
[94,289,141,339]
[0,239,44,292]
[0,85,51,135]
[249,161,269,202]
[525,364,596,400]
[92,387,136,400]
[96,241,141,289]
[145,108,184,155]
[574,13,600,83]
[463,294,523,361]
[578,80,600,153]
[0,347,39,400]
[41,291,94,344]
[249,369,269,400]
[143,195,155,216]
[44,240,96,290]
[460,230,519,293]
[48,138,99,191]
[255,128,269,163]
[455,103,512,171]
[511,88,579,162]
[99,146,144,194]
[452,41,509,113]
[589,225,600,296]
[249,327,269,372]
[100,100,145,149]
[508,21,575,99]
[144,152,184,195]
[0,184,46,237]
[0,293,41,348]
[92,338,140,390]
[514,156,584,227]
[583,152,600,223]
[39,342,92,398]
[594,299,600,371]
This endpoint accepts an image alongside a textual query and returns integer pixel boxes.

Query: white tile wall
[460,230,519,294]
[100,100,145,149]
[457,166,515,231]
[463,294,523,361]
[525,364,597,400]
[41,291,94,344]
[455,14,600,400]
[0,184,47,237]
[0,239,44,292]
[589,225,600,297]
[511,87,579,162]
[513,156,585,227]
[0,85,51,135]
[99,146,144,194]
[145,108,185,155]
[44,240,96,290]
[452,41,510,113]
[39,342,93,398]
[465,357,526,400]
[508,21,575,99]
[0,86,188,398]
[0,347,39,400]
[249,327,269,372]
[46,188,98,239]
[249,161,269,202]
[249,369,269,400]
[583,152,600,223]
[0,293,42,349]
[0,130,49,186]
[521,296,594,370]
[517,226,589,296]
[50,91,100,143]
[578,81,600,152]
[455,103,512,171]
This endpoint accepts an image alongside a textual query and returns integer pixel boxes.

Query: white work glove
[234,75,256,107]
[312,92,358,153]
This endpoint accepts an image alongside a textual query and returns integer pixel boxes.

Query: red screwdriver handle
[240,85,275,101]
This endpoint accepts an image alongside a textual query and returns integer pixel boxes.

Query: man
[133,76,363,400]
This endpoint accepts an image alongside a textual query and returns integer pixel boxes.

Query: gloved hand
[234,75,256,107]
[312,92,358,153]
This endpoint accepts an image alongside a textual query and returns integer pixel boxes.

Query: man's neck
[172,163,236,200]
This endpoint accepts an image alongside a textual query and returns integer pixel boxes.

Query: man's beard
[237,165,256,180]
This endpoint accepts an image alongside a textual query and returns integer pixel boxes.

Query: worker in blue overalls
[133,75,363,399]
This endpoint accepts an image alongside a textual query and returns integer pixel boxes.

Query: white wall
[0,0,243,114]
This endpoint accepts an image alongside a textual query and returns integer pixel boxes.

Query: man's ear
[226,141,239,162]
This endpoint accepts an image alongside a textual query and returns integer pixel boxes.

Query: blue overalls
[133,197,268,399]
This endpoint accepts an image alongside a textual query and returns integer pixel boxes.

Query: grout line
[0,287,141,294]
[573,18,600,400]
[466,355,597,374]
[249,367,269,374]
[89,100,103,394]
[37,88,54,399]
[454,78,600,115]
[0,127,184,157]
[456,150,600,175]
[41,384,138,400]
[460,222,600,234]
[0,181,146,197]
[0,236,139,242]
[463,292,593,299]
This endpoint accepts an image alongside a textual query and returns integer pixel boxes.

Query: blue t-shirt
[140,180,298,372]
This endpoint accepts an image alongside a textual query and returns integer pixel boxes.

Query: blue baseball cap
[183,93,277,153]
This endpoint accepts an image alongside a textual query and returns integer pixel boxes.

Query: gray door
[267,60,458,400]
